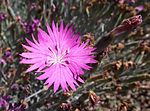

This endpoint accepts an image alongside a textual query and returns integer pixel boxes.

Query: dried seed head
[60,102,72,111]
[110,15,142,36]
[83,33,95,47]
[89,91,100,106]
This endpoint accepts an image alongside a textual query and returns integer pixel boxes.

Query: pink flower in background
[118,0,136,4]
[64,0,68,4]
[20,21,97,92]
[135,5,144,12]
[0,12,7,23]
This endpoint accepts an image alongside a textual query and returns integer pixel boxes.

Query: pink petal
[26,62,44,72]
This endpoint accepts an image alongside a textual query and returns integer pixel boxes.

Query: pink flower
[64,0,68,4]
[118,0,136,4]
[20,21,97,92]
[135,5,144,12]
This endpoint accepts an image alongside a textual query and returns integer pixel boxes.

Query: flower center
[55,56,63,63]
[46,47,69,66]
[46,55,64,66]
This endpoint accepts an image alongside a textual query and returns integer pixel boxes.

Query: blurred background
[0,0,150,111]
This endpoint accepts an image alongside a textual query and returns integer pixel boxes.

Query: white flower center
[46,47,69,66]
[46,55,64,65]
[55,56,63,63]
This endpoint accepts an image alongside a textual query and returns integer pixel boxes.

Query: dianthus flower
[20,21,97,92]
[118,0,136,4]
[0,12,7,23]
